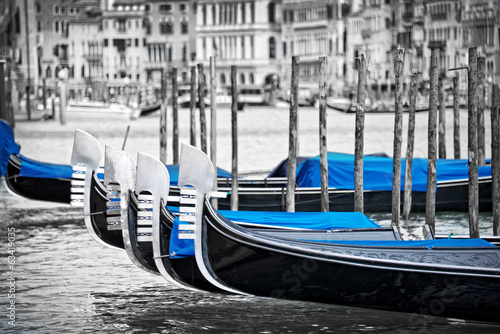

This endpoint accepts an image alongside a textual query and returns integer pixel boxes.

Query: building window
[36,2,41,13]
[104,39,108,47]
[220,73,226,85]
[180,3,188,13]
[249,73,254,84]
[160,19,173,34]
[269,37,276,59]
[268,2,276,23]
[54,20,60,34]
[181,20,189,34]
[135,39,139,47]
[53,5,60,15]
[46,66,51,78]
[159,3,173,13]
[167,45,172,61]
[202,5,207,25]
[14,7,20,34]
[241,3,246,24]
[143,18,151,34]
[250,2,255,23]
[182,44,187,61]
[37,19,42,32]
[240,73,245,84]
[117,19,126,32]
[283,42,286,57]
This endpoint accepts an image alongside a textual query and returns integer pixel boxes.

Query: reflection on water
[1,209,500,333]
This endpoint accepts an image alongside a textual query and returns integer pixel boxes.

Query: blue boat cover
[300,238,496,248]
[0,120,21,176]
[296,152,492,192]
[168,208,380,258]
[165,164,232,186]
[19,155,75,179]
[16,158,230,184]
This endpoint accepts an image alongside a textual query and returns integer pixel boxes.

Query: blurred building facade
[1,0,500,114]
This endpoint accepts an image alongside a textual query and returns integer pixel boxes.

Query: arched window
[269,37,276,59]
[220,73,226,85]
[160,19,173,34]
[249,73,254,84]
[46,66,52,78]
[240,73,245,84]
[268,2,276,23]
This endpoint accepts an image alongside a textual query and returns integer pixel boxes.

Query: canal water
[1,106,499,333]
[1,199,499,334]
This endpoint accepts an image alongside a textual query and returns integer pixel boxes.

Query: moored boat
[175,144,500,323]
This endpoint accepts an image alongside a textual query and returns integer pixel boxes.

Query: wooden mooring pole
[210,57,218,209]
[190,66,197,147]
[453,76,461,159]
[403,71,419,224]
[468,47,480,238]
[230,65,238,211]
[492,84,500,236]
[319,57,329,212]
[198,63,207,154]
[0,60,7,124]
[425,48,439,233]
[478,57,486,166]
[286,56,299,212]
[438,75,446,159]
[354,54,366,213]
[391,48,405,226]
[172,68,179,164]
[160,70,168,164]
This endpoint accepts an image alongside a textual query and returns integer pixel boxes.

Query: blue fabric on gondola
[168,208,380,258]
[0,120,21,176]
[166,165,231,185]
[296,152,492,192]
[300,238,496,248]
[19,155,74,179]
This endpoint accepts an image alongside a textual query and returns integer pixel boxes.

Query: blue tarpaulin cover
[165,164,232,186]
[296,152,492,192]
[16,159,230,184]
[169,208,380,258]
[0,120,21,176]
[19,155,74,179]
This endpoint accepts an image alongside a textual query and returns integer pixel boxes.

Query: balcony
[361,29,372,39]
[84,53,103,62]
[428,40,446,50]
[0,47,13,60]
[402,12,413,22]
[430,12,448,21]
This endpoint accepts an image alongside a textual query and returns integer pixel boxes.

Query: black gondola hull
[202,203,500,323]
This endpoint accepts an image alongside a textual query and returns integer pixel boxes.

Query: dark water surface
[1,203,500,334]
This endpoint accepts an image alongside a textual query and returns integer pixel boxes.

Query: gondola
[174,144,500,323]
[134,148,434,293]
[2,119,494,213]
[99,143,401,284]
[139,102,162,117]
[0,120,229,204]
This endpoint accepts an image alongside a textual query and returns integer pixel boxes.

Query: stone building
[195,0,282,101]
[345,0,394,100]
[281,0,346,99]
